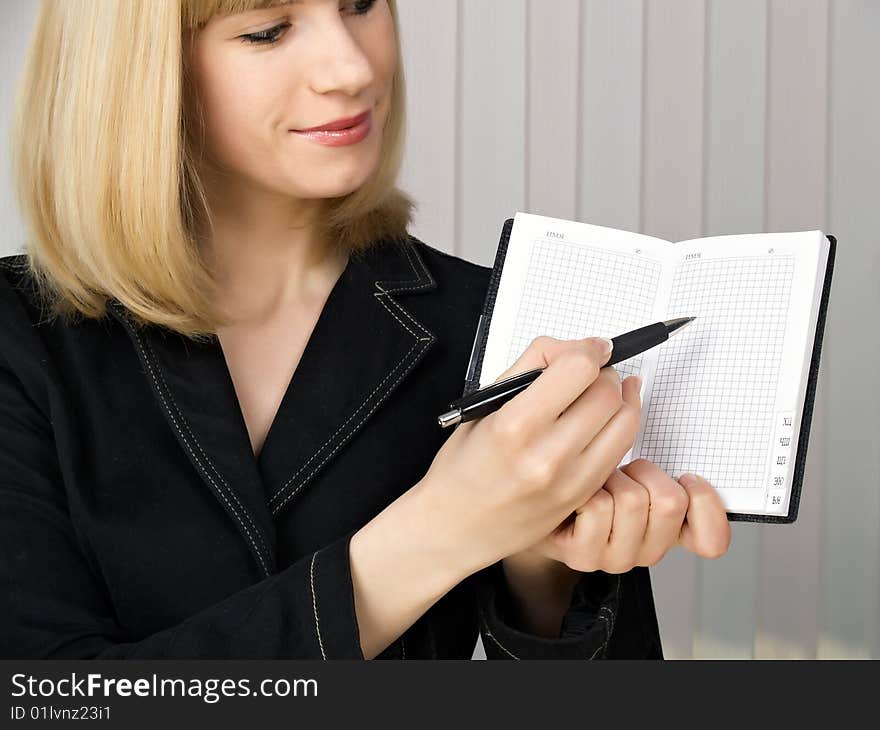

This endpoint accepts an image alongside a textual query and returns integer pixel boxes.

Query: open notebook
[461,212,836,524]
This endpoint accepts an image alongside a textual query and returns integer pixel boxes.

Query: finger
[492,336,614,433]
[493,334,613,383]
[554,488,614,572]
[619,458,689,566]
[532,367,623,468]
[602,468,650,572]
[676,473,732,559]
[562,373,642,505]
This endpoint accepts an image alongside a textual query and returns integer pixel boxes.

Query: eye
[240,22,291,46]
[346,0,378,15]
[239,0,378,45]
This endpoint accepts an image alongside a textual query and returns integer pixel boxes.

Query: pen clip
[449,366,546,408]
[462,313,488,396]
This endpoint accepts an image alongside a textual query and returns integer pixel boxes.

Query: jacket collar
[107,237,438,578]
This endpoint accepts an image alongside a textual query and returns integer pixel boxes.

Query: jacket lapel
[257,238,438,518]
[107,237,438,578]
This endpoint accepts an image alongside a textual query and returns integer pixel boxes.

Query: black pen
[437,317,697,428]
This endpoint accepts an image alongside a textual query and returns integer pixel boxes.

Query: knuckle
[516,451,557,489]
[603,561,630,575]
[591,488,615,515]
[618,487,649,514]
[655,488,689,517]
[598,372,623,409]
[572,344,600,379]
[531,335,554,351]
[489,411,528,445]
[642,549,668,567]
[568,557,599,573]
[564,347,594,377]
[624,458,652,477]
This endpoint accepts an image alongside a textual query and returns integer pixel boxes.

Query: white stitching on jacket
[477,610,520,660]
[269,337,421,515]
[375,289,432,342]
[475,594,520,659]
[268,242,436,514]
[309,551,326,659]
[139,334,272,568]
[603,575,622,656]
[267,329,419,506]
[589,612,612,659]
[476,571,624,660]
[126,323,271,577]
[380,240,435,294]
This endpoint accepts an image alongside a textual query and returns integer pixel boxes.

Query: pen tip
[663,316,697,334]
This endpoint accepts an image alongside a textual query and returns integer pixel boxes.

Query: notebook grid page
[505,238,663,381]
[639,255,795,491]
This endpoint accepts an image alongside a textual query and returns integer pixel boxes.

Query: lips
[294,109,371,132]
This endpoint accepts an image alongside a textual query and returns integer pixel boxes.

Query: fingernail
[633,376,642,390]
[679,473,698,487]
[596,337,614,356]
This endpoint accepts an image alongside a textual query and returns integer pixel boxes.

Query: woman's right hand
[417,335,643,575]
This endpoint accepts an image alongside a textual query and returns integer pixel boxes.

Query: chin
[288,180,368,201]
[304,164,380,198]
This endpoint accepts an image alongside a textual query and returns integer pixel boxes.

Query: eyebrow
[221,0,302,23]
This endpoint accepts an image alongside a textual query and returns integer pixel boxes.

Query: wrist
[358,478,478,592]
[408,476,496,579]
[502,551,584,600]
[348,480,476,659]
[500,553,586,638]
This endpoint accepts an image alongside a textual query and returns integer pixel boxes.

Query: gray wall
[3,1,878,659]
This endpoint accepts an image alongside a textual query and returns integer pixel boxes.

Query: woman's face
[187,0,396,202]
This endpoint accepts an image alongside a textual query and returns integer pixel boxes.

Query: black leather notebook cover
[461,218,837,524]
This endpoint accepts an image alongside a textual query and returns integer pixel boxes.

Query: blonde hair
[10,0,414,341]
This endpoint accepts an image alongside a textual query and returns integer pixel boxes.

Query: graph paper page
[478,212,676,465]
[632,231,829,517]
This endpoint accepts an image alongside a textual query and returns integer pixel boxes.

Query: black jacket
[0,236,664,659]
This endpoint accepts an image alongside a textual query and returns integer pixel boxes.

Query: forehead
[182,0,302,29]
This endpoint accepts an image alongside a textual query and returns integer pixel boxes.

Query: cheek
[363,10,398,90]
[196,67,277,163]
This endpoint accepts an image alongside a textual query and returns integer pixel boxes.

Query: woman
[0,0,730,660]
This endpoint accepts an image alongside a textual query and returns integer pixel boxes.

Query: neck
[198,176,347,325]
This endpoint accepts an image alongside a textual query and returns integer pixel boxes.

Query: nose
[306,14,376,96]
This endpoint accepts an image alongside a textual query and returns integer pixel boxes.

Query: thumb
[676,473,732,558]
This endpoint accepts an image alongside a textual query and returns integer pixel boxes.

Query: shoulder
[0,253,46,345]
[408,235,491,280]
[0,252,32,288]
[0,253,56,418]
[406,234,492,313]
[0,252,106,382]
[408,234,491,283]
[0,253,49,325]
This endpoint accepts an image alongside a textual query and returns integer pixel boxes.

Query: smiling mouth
[293,109,371,133]
[289,110,373,146]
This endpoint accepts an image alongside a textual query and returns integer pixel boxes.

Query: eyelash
[240,0,378,45]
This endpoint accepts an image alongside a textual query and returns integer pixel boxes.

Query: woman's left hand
[508,458,732,575]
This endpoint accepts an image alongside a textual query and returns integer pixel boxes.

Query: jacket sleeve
[471,558,663,659]
[0,352,370,659]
